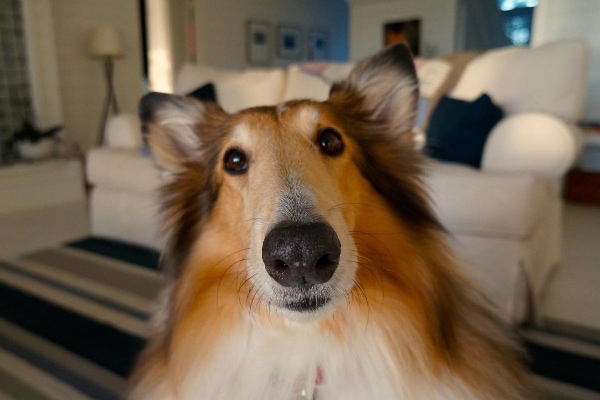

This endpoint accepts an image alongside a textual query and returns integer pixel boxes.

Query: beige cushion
[282,62,356,102]
[424,160,551,239]
[320,62,355,83]
[282,65,331,102]
[450,39,589,122]
[416,59,452,98]
[175,64,228,94]
[175,63,286,113]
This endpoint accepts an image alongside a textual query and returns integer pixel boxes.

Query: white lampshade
[89,27,124,58]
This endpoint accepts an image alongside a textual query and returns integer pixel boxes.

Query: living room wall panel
[192,0,349,69]
[348,0,458,61]
[50,0,144,152]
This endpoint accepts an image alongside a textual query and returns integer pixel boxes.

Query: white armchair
[424,38,588,322]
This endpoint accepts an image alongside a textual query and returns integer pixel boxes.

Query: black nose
[262,222,341,287]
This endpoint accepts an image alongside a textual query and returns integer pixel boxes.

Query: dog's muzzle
[262,222,341,293]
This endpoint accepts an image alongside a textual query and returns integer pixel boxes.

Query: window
[498,0,538,46]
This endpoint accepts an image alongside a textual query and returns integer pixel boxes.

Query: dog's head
[140,44,438,322]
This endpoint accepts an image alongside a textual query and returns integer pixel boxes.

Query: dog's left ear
[329,43,418,138]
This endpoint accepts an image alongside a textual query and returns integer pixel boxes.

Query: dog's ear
[139,92,226,172]
[329,43,418,139]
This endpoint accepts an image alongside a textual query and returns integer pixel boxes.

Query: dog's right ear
[139,92,226,172]
[328,44,418,141]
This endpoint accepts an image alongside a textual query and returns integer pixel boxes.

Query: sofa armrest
[104,112,143,149]
[481,113,583,179]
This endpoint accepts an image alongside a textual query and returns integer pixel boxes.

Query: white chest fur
[163,320,475,400]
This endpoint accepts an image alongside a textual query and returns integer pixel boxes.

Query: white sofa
[86,39,588,323]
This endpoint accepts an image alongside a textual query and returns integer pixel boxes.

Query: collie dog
[132,44,531,399]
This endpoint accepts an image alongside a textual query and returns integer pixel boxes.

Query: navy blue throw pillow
[187,83,218,103]
[424,94,503,168]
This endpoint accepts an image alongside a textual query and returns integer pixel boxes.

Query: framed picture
[383,19,420,56]
[247,21,271,65]
[307,30,329,61]
[277,25,303,60]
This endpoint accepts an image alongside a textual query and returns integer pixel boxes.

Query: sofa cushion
[87,148,163,194]
[415,52,481,131]
[424,94,503,168]
[449,38,588,123]
[320,62,355,83]
[282,62,356,102]
[282,65,331,102]
[415,58,452,99]
[175,63,285,113]
[424,160,550,239]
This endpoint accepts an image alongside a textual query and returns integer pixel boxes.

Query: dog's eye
[318,128,344,156]
[224,148,248,174]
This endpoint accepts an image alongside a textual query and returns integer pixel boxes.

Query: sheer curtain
[0,0,32,155]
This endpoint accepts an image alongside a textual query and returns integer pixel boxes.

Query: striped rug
[0,238,163,400]
[0,237,598,399]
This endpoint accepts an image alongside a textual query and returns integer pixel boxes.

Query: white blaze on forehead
[277,103,322,136]
[230,121,251,143]
[290,104,321,135]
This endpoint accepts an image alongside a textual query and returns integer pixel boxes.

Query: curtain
[457,0,511,52]
[0,0,32,151]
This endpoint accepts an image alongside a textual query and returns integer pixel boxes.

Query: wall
[532,0,600,121]
[349,0,458,61]
[193,0,349,69]
[51,0,144,151]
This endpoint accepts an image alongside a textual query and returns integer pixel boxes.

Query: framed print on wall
[307,30,329,61]
[383,19,421,56]
[247,21,271,65]
[277,25,303,60]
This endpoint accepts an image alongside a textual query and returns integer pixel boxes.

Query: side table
[565,130,600,205]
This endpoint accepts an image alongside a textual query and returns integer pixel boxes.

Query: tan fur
[131,45,532,399]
